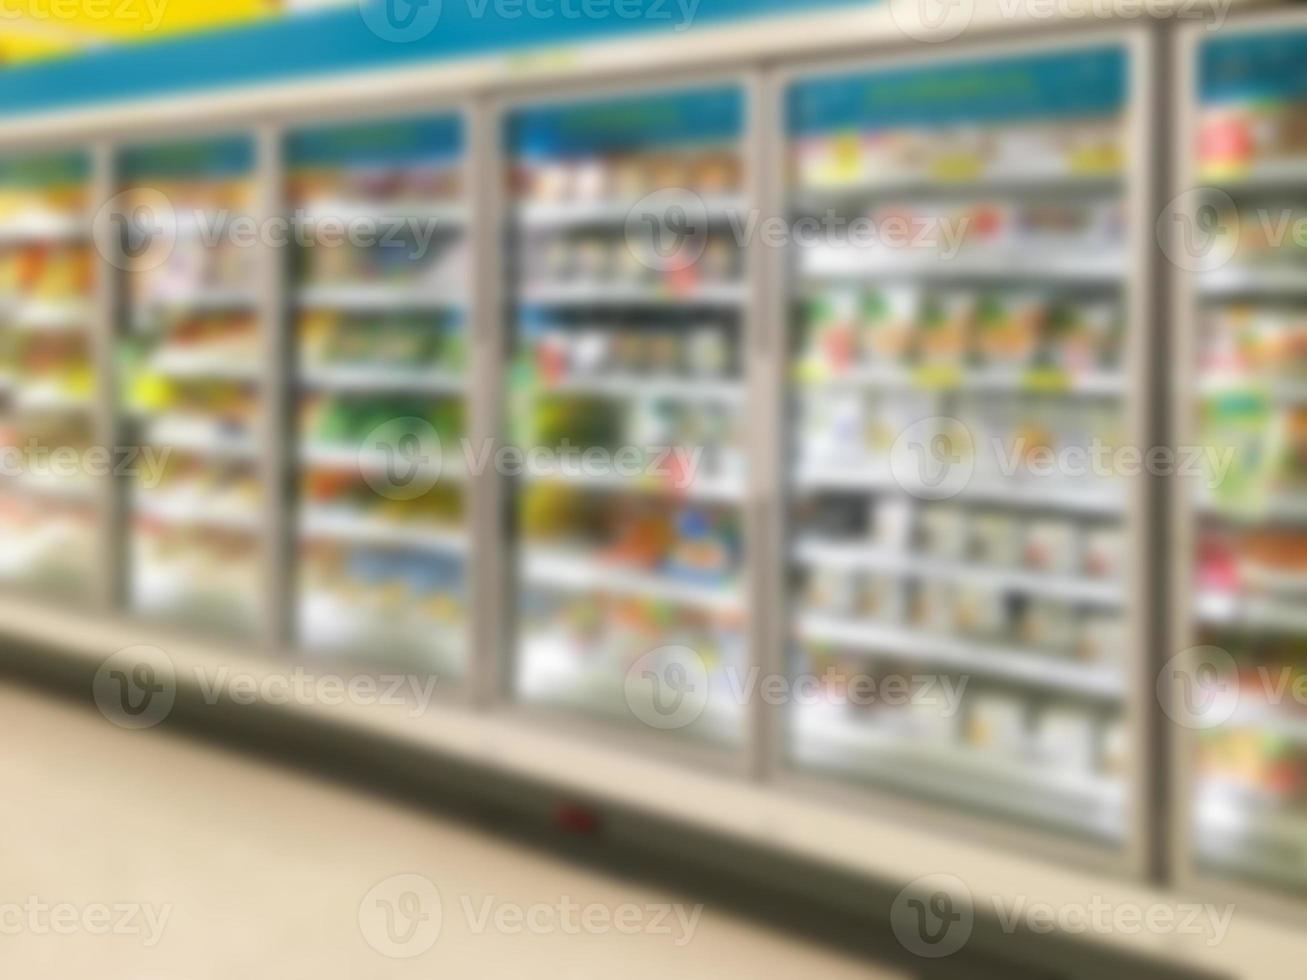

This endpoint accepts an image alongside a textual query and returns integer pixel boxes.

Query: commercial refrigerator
[0,150,99,600]
[776,35,1153,862]
[501,82,754,748]
[114,135,266,639]
[286,113,471,678]
[1174,14,1307,902]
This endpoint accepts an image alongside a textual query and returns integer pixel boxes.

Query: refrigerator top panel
[287,114,465,170]
[119,135,256,181]
[0,151,90,188]
[507,85,745,159]
[787,45,1127,134]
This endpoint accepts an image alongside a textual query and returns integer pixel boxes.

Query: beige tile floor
[0,682,902,979]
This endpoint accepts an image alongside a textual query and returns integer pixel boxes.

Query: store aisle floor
[0,682,900,979]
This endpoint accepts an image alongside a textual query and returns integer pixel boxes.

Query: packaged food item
[968,692,1028,757]
[966,510,1020,567]
[916,291,974,365]
[805,389,865,462]
[1023,519,1079,574]
[667,507,737,584]
[910,579,955,634]
[1016,598,1079,654]
[807,567,856,616]
[1083,524,1126,579]
[905,695,959,744]
[532,162,573,201]
[870,497,914,552]
[974,291,1046,366]
[1099,717,1128,777]
[610,156,649,200]
[795,132,869,190]
[953,584,1006,640]
[691,151,741,195]
[859,285,918,362]
[856,573,899,621]
[1077,612,1127,664]
[685,326,730,377]
[1034,705,1097,771]
[1044,299,1120,372]
[572,160,608,201]
[1200,392,1274,511]
[916,504,968,560]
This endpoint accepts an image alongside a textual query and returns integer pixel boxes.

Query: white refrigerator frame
[1170,5,1307,921]
[762,25,1160,879]
[0,9,1200,892]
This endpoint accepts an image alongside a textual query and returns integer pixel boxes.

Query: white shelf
[299,363,465,395]
[7,299,89,333]
[140,287,260,312]
[1224,703,1307,744]
[1204,159,1307,191]
[536,373,744,405]
[134,492,261,533]
[793,539,1124,606]
[142,417,258,460]
[1,473,98,504]
[148,353,261,382]
[10,384,91,413]
[794,464,1126,515]
[1200,266,1307,299]
[523,457,745,503]
[1198,492,1307,524]
[520,547,743,614]
[0,213,87,243]
[804,363,1125,398]
[520,280,747,308]
[296,198,465,226]
[801,251,1124,285]
[517,193,746,229]
[300,508,467,554]
[795,169,1121,201]
[1196,590,1307,634]
[301,443,459,481]
[296,283,465,311]
[796,612,1122,698]
[1199,374,1307,402]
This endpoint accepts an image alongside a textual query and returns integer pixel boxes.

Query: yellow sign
[0,0,285,64]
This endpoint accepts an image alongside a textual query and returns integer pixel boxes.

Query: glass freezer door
[287,114,470,678]
[116,136,264,639]
[504,85,750,746]
[0,151,98,600]
[783,46,1135,843]
[1181,28,1307,895]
